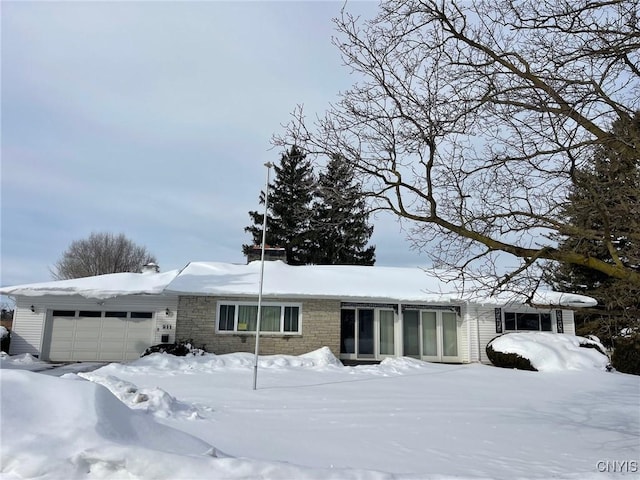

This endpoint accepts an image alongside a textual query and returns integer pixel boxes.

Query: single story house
[0,261,597,364]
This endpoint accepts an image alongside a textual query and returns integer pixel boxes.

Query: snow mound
[0,369,214,479]
[295,346,343,367]
[489,333,610,372]
[0,325,8,339]
[0,352,49,370]
[379,356,431,370]
[106,347,342,375]
[78,372,210,419]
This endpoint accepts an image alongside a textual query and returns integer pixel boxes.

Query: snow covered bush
[611,334,640,375]
[142,340,206,357]
[486,340,537,371]
[486,332,611,372]
[0,326,10,353]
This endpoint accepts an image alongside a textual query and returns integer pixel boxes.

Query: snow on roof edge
[0,270,180,301]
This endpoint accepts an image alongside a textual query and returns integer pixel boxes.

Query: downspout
[397,302,402,357]
[465,301,472,363]
[476,303,483,363]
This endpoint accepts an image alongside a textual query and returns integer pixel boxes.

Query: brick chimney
[141,262,160,274]
[246,245,287,264]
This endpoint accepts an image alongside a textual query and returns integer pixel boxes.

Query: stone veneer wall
[176,296,341,356]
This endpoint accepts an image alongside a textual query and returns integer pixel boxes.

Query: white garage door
[47,310,155,362]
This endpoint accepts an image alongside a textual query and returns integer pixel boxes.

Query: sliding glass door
[340,308,397,359]
[402,309,459,362]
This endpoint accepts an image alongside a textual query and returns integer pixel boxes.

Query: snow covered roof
[0,270,180,300]
[0,261,597,307]
[165,261,597,307]
[166,261,461,302]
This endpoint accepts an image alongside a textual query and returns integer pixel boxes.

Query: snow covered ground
[1,347,639,479]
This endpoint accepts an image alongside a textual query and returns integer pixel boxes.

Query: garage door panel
[100,340,127,351]
[74,340,100,350]
[51,331,74,342]
[72,351,99,361]
[127,328,152,340]
[104,318,127,327]
[74,331,101,341]
[77,317,102,326]
[101,330,126,340]
[125,339,150,350]
[50,340,73,350]
[51,318,75,333]
[123,349,145,361]
[98,352,120,361]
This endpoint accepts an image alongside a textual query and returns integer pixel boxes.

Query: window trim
[216,301,302,335]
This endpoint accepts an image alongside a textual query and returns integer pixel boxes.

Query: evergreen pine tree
[311,154,376,265]
[243,146,316,265]
[547,113,640,347]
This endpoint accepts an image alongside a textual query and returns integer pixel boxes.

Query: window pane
[421,311,437,356]
[541,313,552,331]
[516,313,540,331]
[105,311,127,318]
[403,310,420,358]
[238,305,257,331]
[379,310,394,355]
[52,310,75,317]
[131,312,153,319]
[340,310,355,354]
[79,311,102,317]
[218,305,235,331]
[442,312,458,356]
[358,309,374,357]
[505,312,516,330]
[261,306,280,332]
[284,306,299,332]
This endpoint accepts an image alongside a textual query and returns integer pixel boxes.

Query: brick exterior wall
[176,296,341,356]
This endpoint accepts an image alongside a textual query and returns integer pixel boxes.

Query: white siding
[10,298,47,356]
[464,303,480,363]
[475,305,500,364]
[458,304,471,363]
[9,294,178,359]
[560,309,576,335]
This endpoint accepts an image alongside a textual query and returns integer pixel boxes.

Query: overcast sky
[1,0,427,289]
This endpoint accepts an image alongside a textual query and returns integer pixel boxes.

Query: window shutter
[495,308,503,333]
[556,310,564,333]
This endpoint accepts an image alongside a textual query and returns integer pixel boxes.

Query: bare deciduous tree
[277,0,639,300]
[51,232,157,280]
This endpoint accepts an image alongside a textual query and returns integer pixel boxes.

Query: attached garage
[1,270,180,361]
